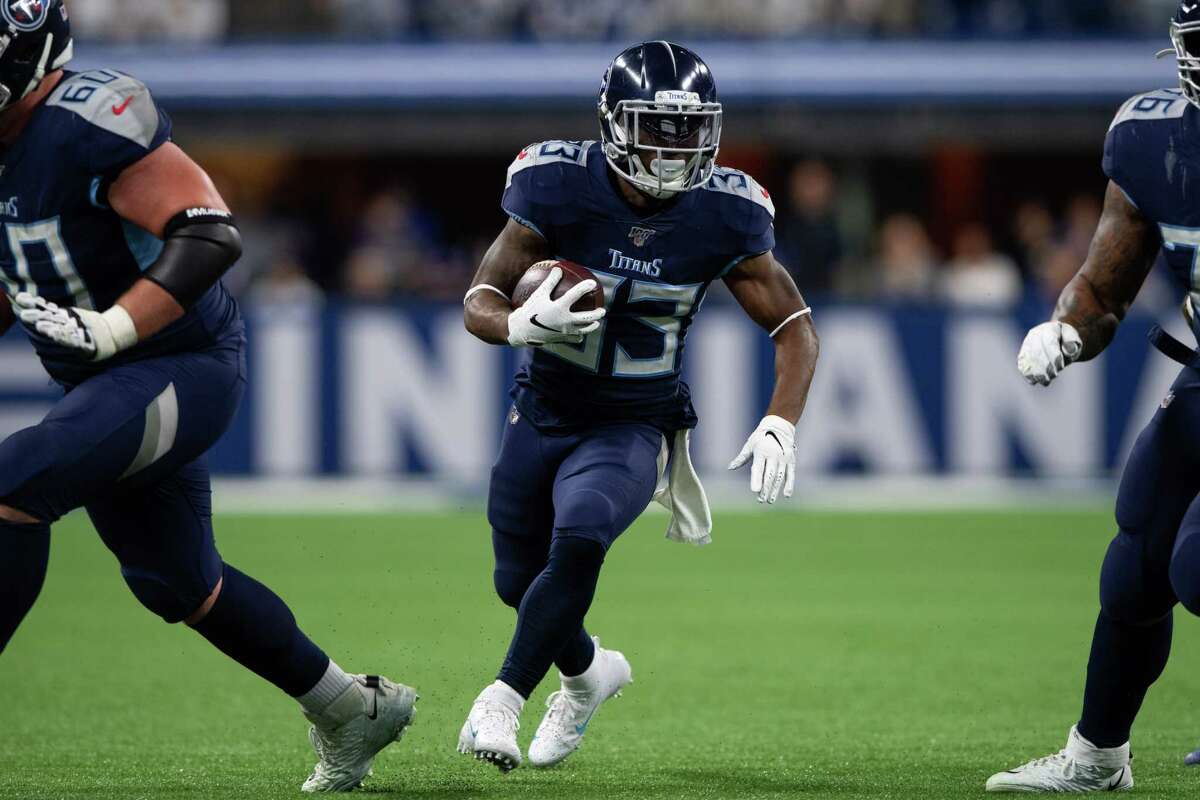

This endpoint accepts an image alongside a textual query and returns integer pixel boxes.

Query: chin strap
[19,32,54,103]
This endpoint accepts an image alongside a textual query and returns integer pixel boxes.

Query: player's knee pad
[0,423,74,524]
[1169,536,1200,617]
[494,567,538,609]
[1099,533,1174,625]
[554,488,622,546]
[492,528,549,609]
[547,535,606,578]
[120,567,211,624]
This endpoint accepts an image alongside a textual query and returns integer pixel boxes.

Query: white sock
[482,680,525,714]
[1068,726,1130,767]
[562,647,602,691]
[297,660,355,715]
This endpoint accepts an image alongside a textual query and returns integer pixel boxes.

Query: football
[512,259,604,312]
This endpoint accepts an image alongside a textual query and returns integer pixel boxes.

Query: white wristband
[101,304,139,352]
[464,284,511,306]
[769,308,812,339]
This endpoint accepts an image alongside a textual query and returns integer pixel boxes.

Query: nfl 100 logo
[628,226,657,247]
[3,0,47,31]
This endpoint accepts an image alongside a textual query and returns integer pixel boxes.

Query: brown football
[512,260,604,312]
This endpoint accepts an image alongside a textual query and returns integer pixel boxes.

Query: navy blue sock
[556,628,596,677]
[499,536,605,698]
[0,518,50,654]
[190,564,330,697]
[1078,610,1173,747]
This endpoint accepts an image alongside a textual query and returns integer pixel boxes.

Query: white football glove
[507,266,606,347]
[14,292,138,362]
[1017,321,1083,387]
[728,415,796,505]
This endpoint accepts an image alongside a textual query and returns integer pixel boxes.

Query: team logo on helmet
[3,0,47,32]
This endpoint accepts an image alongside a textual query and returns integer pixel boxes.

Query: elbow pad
[143,208,243,309]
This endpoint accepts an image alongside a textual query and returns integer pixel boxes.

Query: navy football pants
[486,408,663,696]
[0,339,244,624]
[1078,364,1200,746]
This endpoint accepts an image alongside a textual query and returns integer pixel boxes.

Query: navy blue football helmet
[0,0,71,111]
[1165,1,1200,107]
[598,41,722,199]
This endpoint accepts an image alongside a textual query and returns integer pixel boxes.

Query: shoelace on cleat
[540,689,595,738]
[1024,750,1070,769]
[310,695,378,781]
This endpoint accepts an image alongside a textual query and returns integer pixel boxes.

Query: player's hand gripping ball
[1017,321,1083,386]
[507,261,606,347]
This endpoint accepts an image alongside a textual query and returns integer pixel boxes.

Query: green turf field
[3,509,1199,799]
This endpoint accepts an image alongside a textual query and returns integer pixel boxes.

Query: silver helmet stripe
[657,40,677,76]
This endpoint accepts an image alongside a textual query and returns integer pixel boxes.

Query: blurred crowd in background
[73,0,1180,43]
[211,155,1163,311]
[67,0,1184,312]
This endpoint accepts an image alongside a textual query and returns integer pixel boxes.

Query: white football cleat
[986,726,1132,793]
[458,681,524,773]
[301,674,418,793]
[528,637,632,768]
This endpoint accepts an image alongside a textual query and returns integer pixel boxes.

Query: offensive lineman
[989,2,1200,791]
[459,42,820,772]
[0,2,415,791]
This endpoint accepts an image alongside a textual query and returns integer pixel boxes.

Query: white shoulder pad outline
[505,140,594,189]
[47,69,161,149]
[1109,88,1188,131]
[701,166,776,218]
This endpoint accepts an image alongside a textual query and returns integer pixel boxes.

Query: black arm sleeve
[143,208,243,309]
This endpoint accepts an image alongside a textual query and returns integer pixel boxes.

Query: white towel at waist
[652,428,713,546]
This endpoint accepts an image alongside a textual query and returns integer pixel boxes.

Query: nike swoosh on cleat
[574,709,598,736]
[111,96,134,116]
[366,694,378,721]
[1107,767,1128,790]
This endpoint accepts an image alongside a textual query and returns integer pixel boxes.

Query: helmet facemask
[601,91,722,199]
[1165,20,1200,108]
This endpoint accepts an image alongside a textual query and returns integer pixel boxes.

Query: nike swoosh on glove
[728,415,797,505]
[14,292,138,362]
[507,266,606,347]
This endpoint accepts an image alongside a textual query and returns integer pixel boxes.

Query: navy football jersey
[1104,88,1200,341]
[503,139,775,432]
[0,69,241,388]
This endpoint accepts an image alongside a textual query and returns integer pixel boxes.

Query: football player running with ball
[990,2,1200,791]
[459,41,819,772]
[0,2,415,791]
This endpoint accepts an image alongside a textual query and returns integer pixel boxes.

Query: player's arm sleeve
[744,206,776,257]
[501,145,552,240]
[1102,119,1143,212]
[721,185,777,277]
[49,75,173,206]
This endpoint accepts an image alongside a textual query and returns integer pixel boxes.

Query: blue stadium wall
[0,301,1181,481]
